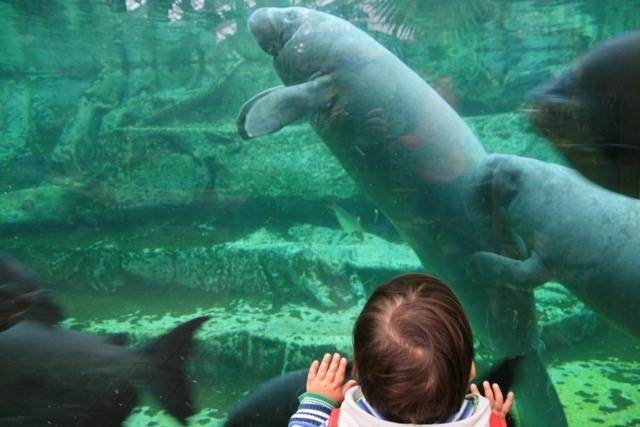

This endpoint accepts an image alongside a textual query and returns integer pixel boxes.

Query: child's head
[352,273,474,424]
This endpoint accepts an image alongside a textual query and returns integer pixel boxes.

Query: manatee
[467,153,640,337]
[238,7,566,427]
[528,32,640,197]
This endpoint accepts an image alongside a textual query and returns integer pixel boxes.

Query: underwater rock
[68,300,358,382]
[215,125,360,203]
[534,283,606,352]
[548,357,640,427]
[10,227,420,308]
[29,123,364,230]
[105,151,210,209]
[0,112,569,233]
[51,68,127,170]
[0,82,31,183]
[124,407,224,427]
[133,227,419,309]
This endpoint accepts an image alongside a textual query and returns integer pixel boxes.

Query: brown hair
[352,273,474,424]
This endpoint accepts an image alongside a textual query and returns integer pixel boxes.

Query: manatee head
[247,7,342,85]
[248,7,315,56]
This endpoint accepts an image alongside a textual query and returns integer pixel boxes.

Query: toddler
[289,273,514,426]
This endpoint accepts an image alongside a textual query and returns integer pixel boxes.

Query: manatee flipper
[468,250,551,291]
[237,76,332,139]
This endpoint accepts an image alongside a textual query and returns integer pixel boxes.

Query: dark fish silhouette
[0,283,34,331]
[223,368,308,427]
[0,256,209,427]
[528,32,640,197]
[0,254,63,331]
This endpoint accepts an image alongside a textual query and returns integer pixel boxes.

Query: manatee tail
[142,316,210,424]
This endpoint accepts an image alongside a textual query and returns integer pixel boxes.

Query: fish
[327,201,364,240]
[0,316,210,427]
[0,283,34,331]
[528,32,640,197]
[0,254,63,331]
[223,368,308,427]
[0,256,209,427]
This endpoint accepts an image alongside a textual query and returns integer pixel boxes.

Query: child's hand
[470,381,514,419]
[307,353,356,405]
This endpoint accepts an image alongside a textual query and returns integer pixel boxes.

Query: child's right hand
[306,353,357,405]
[470,381,514,419]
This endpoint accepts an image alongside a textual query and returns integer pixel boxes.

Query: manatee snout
[248,8,281,55]
[248,7,309,56]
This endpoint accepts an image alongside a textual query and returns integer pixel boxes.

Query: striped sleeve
[288,393,337,427]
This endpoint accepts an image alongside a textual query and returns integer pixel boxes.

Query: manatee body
[468,154,640,337]
[238,7,566,427]
[529,32,640,197]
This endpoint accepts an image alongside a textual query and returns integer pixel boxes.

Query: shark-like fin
[143,315,210,424]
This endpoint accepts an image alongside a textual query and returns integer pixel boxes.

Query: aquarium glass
[0,0,638,426]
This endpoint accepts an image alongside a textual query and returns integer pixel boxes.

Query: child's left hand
[307,353,356,405]
[470,381,514,419]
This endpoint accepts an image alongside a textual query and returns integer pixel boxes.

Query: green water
[1,0,639,426]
